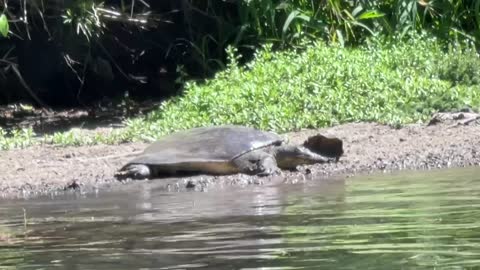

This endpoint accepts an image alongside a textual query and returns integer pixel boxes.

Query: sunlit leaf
[358,10,386,20]
[0,14,9,37]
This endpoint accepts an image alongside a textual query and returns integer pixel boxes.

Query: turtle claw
[256,156,281,177]
[257,169,281,177]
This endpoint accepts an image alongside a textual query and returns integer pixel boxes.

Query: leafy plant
[123,33,480,139]
[437,43,480,86]
[0,127,35,150]
[62,1,105,41]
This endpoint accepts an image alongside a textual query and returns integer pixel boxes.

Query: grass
[1,33,480,149]
[0,127,35,150]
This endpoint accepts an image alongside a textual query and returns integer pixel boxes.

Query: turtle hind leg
[115,164,152,180]
[233,150,280,176]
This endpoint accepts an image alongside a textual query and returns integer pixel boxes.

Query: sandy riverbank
[1,115,479,199]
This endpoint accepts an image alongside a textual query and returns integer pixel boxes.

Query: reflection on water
[1,167,480,269]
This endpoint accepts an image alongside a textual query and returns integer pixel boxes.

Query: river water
[1,167,480,269]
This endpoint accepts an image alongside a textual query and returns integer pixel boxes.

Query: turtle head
[274,134,343,170]
[302,134,344,160]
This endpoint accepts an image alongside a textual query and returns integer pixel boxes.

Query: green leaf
[283,10,304,34]
[0,14,9,37]
[358,10,385,20]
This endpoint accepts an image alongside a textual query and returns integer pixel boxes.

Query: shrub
[125,34,480,139]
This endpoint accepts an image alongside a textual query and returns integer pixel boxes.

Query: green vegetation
[0,127,35,150]
[233,0,480,46]
[45,128,132,147]
[182,0,480,72]
[125,34,480,138]
[1,34,479,149]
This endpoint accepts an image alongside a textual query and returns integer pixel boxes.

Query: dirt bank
[1,115,479,199]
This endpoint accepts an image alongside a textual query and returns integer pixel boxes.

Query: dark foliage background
[0,0,479,107]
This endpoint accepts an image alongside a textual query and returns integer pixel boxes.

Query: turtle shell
[128,125,283,167]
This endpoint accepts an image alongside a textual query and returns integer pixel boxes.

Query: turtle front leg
[115,164,152,180]
[233,150,280,176]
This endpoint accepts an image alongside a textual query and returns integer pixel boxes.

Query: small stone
[186,180,196,189]
[64,180,81,191]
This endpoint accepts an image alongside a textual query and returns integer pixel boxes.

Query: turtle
[115,125,343,180]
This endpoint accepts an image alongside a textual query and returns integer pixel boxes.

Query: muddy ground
[1,112,479,199]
